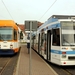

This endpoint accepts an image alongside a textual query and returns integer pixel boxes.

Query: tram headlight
[62,52,66,58]
[10,44,13,49]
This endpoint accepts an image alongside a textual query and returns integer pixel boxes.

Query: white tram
[34,15,75,65]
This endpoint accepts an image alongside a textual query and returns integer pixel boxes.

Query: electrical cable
[39,0,57,20]
[1,0,14,20]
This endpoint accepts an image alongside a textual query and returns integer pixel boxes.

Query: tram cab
[37,15,75,65]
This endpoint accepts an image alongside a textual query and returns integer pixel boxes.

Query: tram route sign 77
[25,21,38,31]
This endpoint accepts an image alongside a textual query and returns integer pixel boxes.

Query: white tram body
[35,15,75,66]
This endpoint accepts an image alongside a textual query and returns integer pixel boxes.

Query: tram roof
[0,20,18,30]
[38,15,75,31]
[48,15,75,20]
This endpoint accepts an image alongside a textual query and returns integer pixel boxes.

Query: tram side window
[14,29,17,40]
[52,29,60,46]
[41,32,45,46]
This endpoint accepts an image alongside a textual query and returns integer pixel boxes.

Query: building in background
[18,24,25,42]
[17,21,43,42]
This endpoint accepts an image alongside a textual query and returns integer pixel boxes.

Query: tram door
[38,34,40,54]
[47,30,51,61]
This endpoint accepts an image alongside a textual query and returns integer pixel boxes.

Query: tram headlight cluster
[10,44,13,49]
[62,52,66,58]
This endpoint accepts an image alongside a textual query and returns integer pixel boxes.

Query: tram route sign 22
[25,21,38,31]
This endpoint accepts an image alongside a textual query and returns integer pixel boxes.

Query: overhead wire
[1,0,14,20]
[1,0,57,23]
[39,0,57,20]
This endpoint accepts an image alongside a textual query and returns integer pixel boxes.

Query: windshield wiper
[63,39,71,45]
[63,39,75,46]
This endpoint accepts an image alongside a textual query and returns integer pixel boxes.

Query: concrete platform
[14,45,58,75]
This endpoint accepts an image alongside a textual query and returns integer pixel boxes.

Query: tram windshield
[0,27,13,41]
[61,21,75,46]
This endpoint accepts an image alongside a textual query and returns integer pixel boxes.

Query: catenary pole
[29,21,32,75]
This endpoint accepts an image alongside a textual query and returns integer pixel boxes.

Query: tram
[0,20,21,55]
[33,15,75,65]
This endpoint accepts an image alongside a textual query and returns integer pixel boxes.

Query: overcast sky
[0,0,75,24]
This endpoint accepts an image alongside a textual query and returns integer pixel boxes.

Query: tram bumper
[0,49,15,55]
[61,60,75,66]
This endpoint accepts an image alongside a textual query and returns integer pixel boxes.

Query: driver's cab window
[14,29,17,40]
[52,28,60,46]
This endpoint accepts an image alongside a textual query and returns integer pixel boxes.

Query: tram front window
[62,34,75,46]
[0,27,13,41]
[61,21,75,46]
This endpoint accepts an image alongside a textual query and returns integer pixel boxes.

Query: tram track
[61,66,75,75]
[48,62,75,75]
[61,68,73,75]
[0,53,19,75]
[0,57,12,75]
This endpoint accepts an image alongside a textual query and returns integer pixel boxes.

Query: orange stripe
[13,48,19,52]
[0,41,3,42]
[9,40,18,42]
[0,40,18,42]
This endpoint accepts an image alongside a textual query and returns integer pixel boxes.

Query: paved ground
[14,45,58,75]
